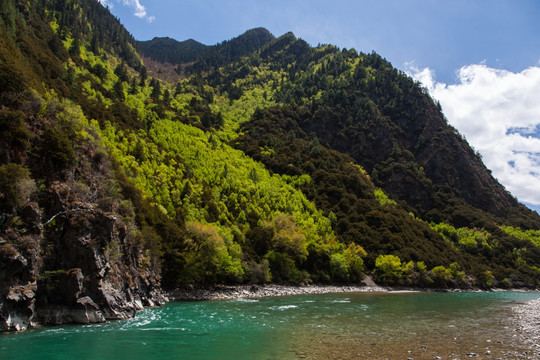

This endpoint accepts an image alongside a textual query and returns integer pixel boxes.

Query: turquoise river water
[1,291,539,360]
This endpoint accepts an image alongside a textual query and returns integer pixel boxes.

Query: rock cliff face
[0,188,166,332]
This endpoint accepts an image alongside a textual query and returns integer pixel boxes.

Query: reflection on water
[1,291,538,360]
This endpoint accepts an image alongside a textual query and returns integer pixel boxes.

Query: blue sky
[99,0,540,213]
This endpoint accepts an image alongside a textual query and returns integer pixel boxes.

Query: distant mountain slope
[137,37,208,64]
[137,28,275,70]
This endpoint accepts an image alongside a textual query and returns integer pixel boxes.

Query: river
[1,291,538,359]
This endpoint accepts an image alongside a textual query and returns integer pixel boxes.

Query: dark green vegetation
[1,0,539,290]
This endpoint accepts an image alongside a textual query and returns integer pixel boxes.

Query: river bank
[167,282,390,301]
[165,278,538,302]
[167,275,456,301]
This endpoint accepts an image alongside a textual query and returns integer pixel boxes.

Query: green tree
[374,254,403,285]
[430,265,453,286]
[330,253,349,282]
[113,80,125,101]
[181,222,243,284]
[114,62,129,82]
[40,127,77,173]
[343,242,367,280]
[0,163,35,212]
[150,79,162,99]
[69,36,80,58]
[271,213,308,261]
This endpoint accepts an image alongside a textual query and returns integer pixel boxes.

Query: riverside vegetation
[1,0,539,331]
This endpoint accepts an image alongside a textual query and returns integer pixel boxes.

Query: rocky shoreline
[166,280,540,302]
[167,282,393,302]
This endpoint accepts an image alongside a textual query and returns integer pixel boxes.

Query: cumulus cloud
[407,63,540,207]
[97,0,113,7]
[99,0,155,23]
[121,0,147,19]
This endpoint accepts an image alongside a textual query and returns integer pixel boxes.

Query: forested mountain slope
[137,37,208,65]
[1,0,539,332]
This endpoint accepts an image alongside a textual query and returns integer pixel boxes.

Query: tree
[344,243,367,280]
[69,36,80,58]
[113,80,125,101]
[181,222,243,284]
[271,213,308,261]
[330,253,349,282]
[40,127,76,173]
[374,254,403,285]
[114,62,129,82]
[430,265,453,287]
[139,66,147,85]
[150,79,161,99]
[0,163,35,212]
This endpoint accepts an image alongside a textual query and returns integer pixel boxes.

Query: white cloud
[100,0,154,22]
[97,0,113,8]
[407,63,540,207]
[121,0,147,18]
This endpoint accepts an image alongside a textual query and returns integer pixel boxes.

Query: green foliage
[374,188,396,207]
[2,0,539,290]
[478,270,495,288]
[430,265,453,286]
[329,253,350,282]
[0,164,35,212]
[374,254,403,285]
[40,127,77,174]
[264,250,307,284]
[501,225,540,247]
[343,243,367,280]
[38,269,67,280]
[180,222,244,284]
[269,213,308,261]
[0,109,33,152]
[429,222,493,252]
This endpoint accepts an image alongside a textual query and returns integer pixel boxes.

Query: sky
[98,0,540,213]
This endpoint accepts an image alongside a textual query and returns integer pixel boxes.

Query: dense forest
[1,0,539,330]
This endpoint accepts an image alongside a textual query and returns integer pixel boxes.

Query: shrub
[430,265,453,286]
[374,254,403,285]
[180,222,244,284]
[330,253,349,282]
[40,127,76,173]
[0,163,35,212]
[264,250,307,284]
[0,109,32,151]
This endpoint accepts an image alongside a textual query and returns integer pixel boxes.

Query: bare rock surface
[1,193,166,332]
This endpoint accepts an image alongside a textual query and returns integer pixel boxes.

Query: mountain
[136,28,275,73]
[137,37,208,64]
[1,0,539,332]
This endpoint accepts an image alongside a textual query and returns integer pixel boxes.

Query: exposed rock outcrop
[1,191,167,332]
[0,203,41,331]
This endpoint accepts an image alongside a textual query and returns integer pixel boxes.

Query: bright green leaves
[96,110,337,285]
[501,225,540,247]
[374,254,467,288]
[430,222,493,252]
[181,222,244,284]
[267,213,308,261]
[374,188,396,207]
[374,254,403,285]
